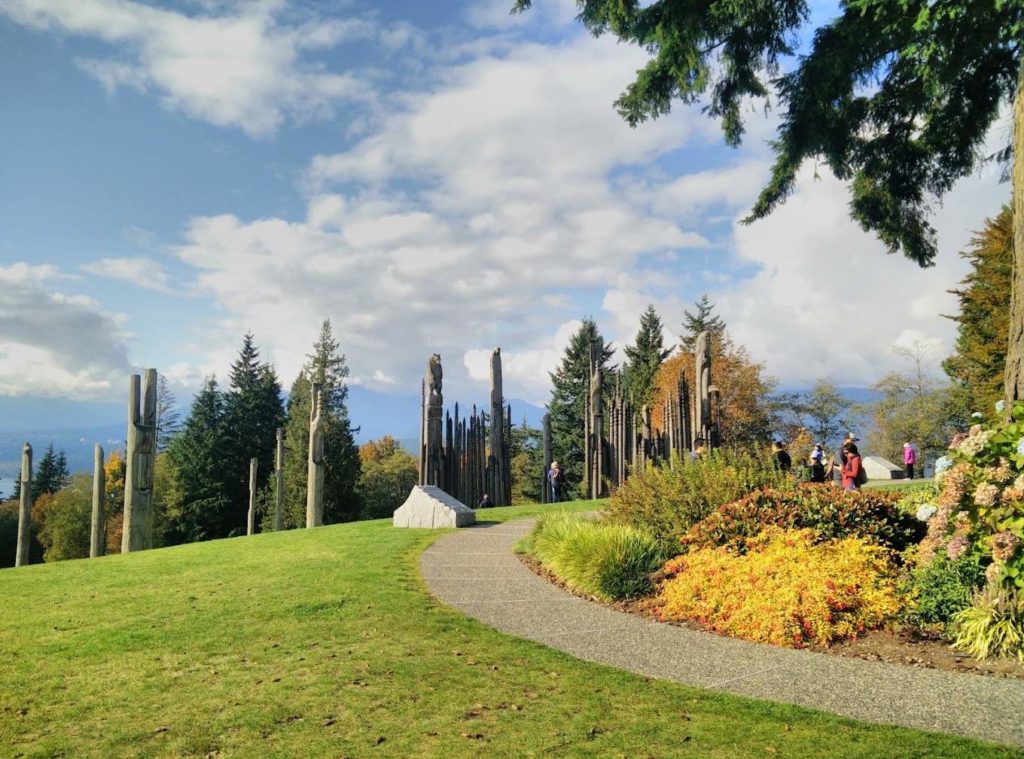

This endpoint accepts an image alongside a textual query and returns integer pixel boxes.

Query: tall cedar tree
[510,419,544,504]
[679,295,725,352]
[222,334,285,534]
[280,320,361,528]
[29,443,69,502]
[547,319,614,500]
[944,206,1013,415]
[514,0,1024,403]
[165,377,233,542]
[623,304,672,413]
[156,374,181,453]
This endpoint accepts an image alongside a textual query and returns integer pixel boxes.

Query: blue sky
[0,0,1012,432]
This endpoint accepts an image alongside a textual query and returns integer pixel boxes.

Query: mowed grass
[863,477,936,490]
[0,501,1017,759]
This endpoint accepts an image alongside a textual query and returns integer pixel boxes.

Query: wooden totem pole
[693,331,712,449]
[248,457,258,535]
[90,444,105,558]
[541,413,552,503]
[306,383,325,528]
[485,348,510,506]
[15,443,32,567]
[122,369,157,553]
[585,343,605,499]
[274,427,285,532]
[420,354,444,488]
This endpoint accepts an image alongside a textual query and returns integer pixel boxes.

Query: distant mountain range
[0,388,548,479]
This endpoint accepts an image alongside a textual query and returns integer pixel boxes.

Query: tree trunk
[1004,63,1024,406]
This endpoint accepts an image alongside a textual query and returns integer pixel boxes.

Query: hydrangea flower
[974,483,1000,508]
[971,412,984,420]
[946,536,970,561]
[934,456,952,474]
[990,531,1022,562]
[916,504,937,522]
[995,399,1006,414]
[1017,437,1024,457]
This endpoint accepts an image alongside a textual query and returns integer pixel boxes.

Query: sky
[0,0,1013,433]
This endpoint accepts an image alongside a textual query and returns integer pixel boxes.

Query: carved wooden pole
[274,428,284,531]
[542,413,552,503]
[486,348,505,505]
[306,383,325,528]
[15,443,32,567]
[90,444,105,558]
[247,457,258,536]
[122,369,157,553]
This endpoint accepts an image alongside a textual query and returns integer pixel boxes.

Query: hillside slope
[0,504,1014,758]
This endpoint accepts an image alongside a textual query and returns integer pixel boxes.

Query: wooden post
[306,382,325,528]
[90,444,105,558]
[122,369,157,553]
[15,443,31,567]
[247,457,258,536]
[274,428,284,531]
[542,413,552,503]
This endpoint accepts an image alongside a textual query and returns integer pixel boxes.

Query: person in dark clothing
[772,441,792,472]
[809,445,826,483]
[478,493,494,509]
[548,461,564,503]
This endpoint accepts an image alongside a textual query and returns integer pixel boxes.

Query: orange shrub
[650,528,901,648]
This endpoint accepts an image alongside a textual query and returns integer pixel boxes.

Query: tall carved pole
[423,355,444,488]
[274,428,284,531]
[486,348,506,506]
[306,383,325,528]
[542,413,552,503]
[15,443,32,567]
[589,345,604,499]
[90,444,105,558]
[694,331,712,449]
[122,369,157,553]
[248,457,258,536]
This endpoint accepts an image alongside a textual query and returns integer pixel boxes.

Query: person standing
[548,461,564,503]
[903,442,916,480]
[841,442,863,491]
[829,433,857,484]
[809,445,826,483]
[772,441,792,472]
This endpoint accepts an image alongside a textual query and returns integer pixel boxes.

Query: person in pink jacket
[903,442,916,480]
[841,443,863,491]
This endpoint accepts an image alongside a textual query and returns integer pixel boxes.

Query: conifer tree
[280,320,361,527]
[679,294,725,352]
[156,375,181,453]
[547,319,614,499]
[623,304,672,412]
[29,443,69,501]
[165,377,232,542]
[944,206,1013,416]
[222,334,286,534]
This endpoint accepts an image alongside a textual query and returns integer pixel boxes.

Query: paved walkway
[421,519,1024,748]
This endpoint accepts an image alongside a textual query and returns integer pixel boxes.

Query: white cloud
[0,264,133,399]
[170,34,710,400]
[81,257,175,293]
[713,163,1009,386]
[2,0,375,137]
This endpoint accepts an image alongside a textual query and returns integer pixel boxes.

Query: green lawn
[0,501,1017,758]
[863,477,936,490]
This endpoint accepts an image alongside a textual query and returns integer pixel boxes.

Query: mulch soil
[516,553,1024,682]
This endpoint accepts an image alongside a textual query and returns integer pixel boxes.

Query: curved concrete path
[421,519,1024,748]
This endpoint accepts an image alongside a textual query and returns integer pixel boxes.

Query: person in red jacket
[841,443,862,491]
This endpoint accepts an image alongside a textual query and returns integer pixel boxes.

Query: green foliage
[357,441,418,521]
[165,376,233,542]
[774,378,852,450]
[953,588,1024,662]
[36,473,92,562]
[944,206,1013,416]
[514,0,1021,266]
[156,374,181,453]
[863,344,959,472]
[509,420,543,504]
[605,449,787,553]
[280,321,361,528]
[684,485,925,555]
[679,294,725,352]
[623,304,671,411]
[0,500,19,568]
[895,482,940,517]
[527,512,664,600]
[902,554,986,635]
[547,318,614,499]
[222,333,286,533]
[29,442,69,502]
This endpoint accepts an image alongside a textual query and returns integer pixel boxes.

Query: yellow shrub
[650,528,902,648]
